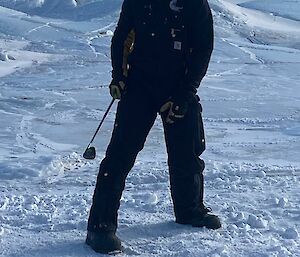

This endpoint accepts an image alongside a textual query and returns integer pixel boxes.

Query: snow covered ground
[0,0,299,256]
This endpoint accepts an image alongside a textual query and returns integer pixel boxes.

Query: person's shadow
[16,221,204,257]
[118,220,195,241]
[14,239,100,257]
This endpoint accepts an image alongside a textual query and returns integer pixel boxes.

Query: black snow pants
[87,83,206,232]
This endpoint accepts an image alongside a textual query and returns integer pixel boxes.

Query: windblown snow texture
[0,0,123,20]
[0,0,300,256]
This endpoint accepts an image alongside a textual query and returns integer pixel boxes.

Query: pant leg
[162,96,206,222]
[88,87,157,232]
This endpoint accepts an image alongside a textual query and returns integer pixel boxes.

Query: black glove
[160,90,195,124]
[109,79,126,100]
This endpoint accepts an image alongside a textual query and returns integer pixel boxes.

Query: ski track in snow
[0,0,300,256]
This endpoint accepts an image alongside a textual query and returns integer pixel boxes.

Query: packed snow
[0,0,299,256]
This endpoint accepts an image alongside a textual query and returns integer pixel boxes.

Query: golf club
[83,99,115,159]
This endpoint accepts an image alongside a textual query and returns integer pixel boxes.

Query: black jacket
[111,0,214,98]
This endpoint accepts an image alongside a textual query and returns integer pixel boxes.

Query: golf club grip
[89,98,115,145]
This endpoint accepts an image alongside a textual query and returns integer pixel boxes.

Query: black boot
[176,207,221,230]
[86,229,123,254]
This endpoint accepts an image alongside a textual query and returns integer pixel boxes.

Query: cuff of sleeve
[184,77,202,92]
[112,69,125,82]
[172,87,196,104]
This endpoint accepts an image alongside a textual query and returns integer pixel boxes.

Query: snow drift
[239,0,300,21]
[0,0,123,20]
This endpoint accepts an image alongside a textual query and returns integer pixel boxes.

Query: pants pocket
[194,101,206,156]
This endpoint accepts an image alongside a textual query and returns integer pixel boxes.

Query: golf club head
[83,147,96,160]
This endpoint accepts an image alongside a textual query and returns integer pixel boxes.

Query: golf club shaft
[86,98,115,149]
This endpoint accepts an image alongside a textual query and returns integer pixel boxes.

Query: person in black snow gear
[86,0,221,254]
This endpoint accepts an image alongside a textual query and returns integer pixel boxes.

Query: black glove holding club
[109,79,126,100]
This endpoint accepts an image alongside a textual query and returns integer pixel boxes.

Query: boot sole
[86,238,123,255]
[176,220,221,230]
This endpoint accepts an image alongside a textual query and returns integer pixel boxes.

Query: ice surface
[0,0,300,256]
